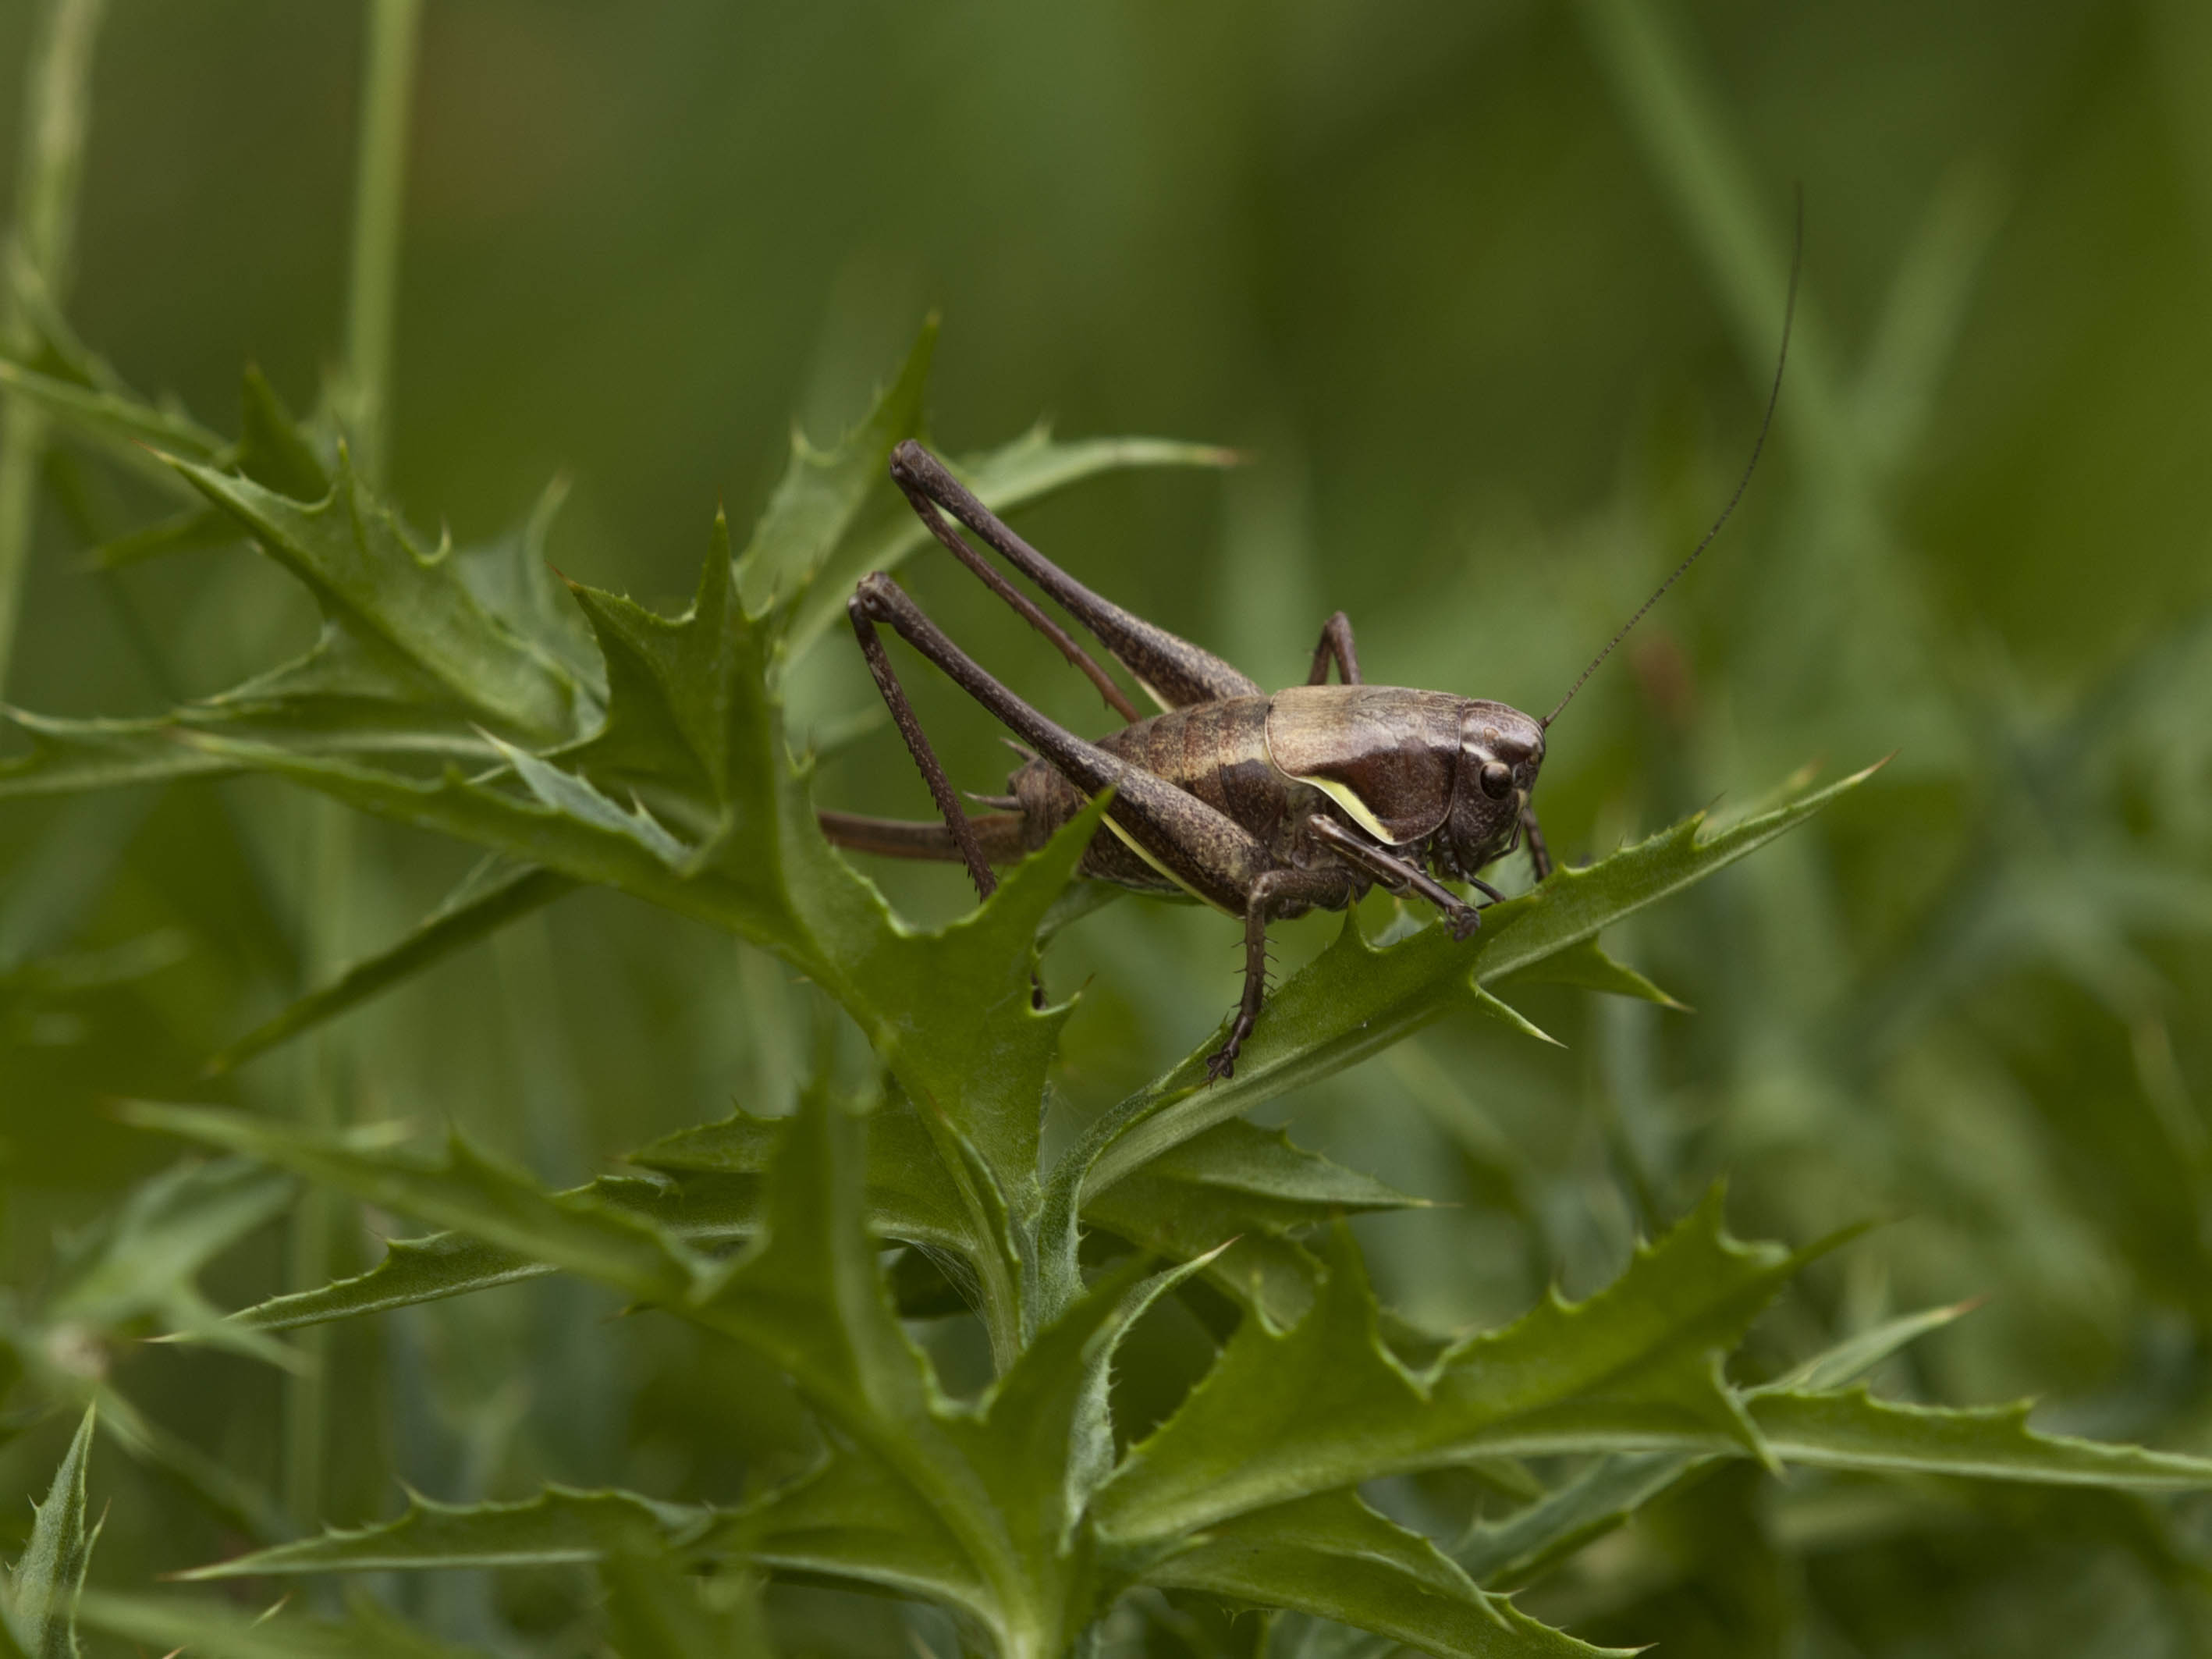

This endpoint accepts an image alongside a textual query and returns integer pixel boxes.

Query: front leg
[1307,815,1500,938]
[1211,864,1357,1082]
[1521,802,1553,882]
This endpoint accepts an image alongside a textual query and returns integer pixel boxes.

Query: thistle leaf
[1092,1194,1795,1550]
[2,1408,98,1659]
[1070,761,1880,1200]
[176,1486,708,1576]
[1145,1490,1626,1659]
[1749,1387,2212,1487]
[168,449,581,744]
[1084,1120,1424,1327]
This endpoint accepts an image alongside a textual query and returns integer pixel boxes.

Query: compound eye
[1479,760,1514,800]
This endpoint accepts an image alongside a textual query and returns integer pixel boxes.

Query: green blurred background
[4,2,2212,1653]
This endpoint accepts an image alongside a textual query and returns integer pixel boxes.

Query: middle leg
[1306,611,1362,686]
[1213,864,1357,1082]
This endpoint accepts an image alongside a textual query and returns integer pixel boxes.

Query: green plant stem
[282,804,353,1533]
[0,0,106,698]
[341,0,421,482]
[285,0,422,1534]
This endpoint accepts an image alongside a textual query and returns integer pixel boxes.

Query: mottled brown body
[1003,687,1539,916]
[1010,698,1326,901]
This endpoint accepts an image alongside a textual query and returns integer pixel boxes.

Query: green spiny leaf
[685,1086,1030,1645]
[736,321,935,615]
[236,362,331,499]
[167,449,581,743]
[216,1160,769,1330]
[154,734,798,946]
[120,1104,701,1305]
[1071,761,1880,1199]
[185,1082,1027,1645]
[3,1407,98,1659]
[702,1446,990,1619]
[0,356,223,481]
[1093,1193,1795,1551]
[232,1103,1347,1337]
[1084,1120,1424,1327]
[1145,1490,1625,1659]
[631,1096,976,1251]
[487,732,692,869]
[1749,1386,2212,1487]
[178,1485,708,1576]
[1458,1449,1703,1593]
[960,1250,1220,1586]
[1497,936,1686,1008]
[229,1228,548,1332]
[1766,1300,1976,1393]
[1458,1302,2015,1591]
[563,510,747,807]
[0,703,492,802]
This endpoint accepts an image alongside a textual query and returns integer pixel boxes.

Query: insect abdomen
[1109,696,1286,838]
[1007,695,1290,894]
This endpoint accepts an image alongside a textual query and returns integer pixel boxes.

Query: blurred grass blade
[1766,1300,1977,1393]
[1574,0,1845,448]
[601,1549,776,1659]
[79,506,236,571]
[75,1593,488,1659]
[0,0,110,696]
[206,860,574,1075]
[1851,160,2008,474]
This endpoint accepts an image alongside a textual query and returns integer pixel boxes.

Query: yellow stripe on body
[1096,808,1237,915]
[1294,774,1418,846]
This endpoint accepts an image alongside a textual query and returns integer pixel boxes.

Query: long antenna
[1543,190,1803,730]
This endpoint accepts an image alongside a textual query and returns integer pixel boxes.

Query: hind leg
[848,572,1271,913]
[889,440,1262,711]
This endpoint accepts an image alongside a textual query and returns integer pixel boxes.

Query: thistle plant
[6,5,2212,1657]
